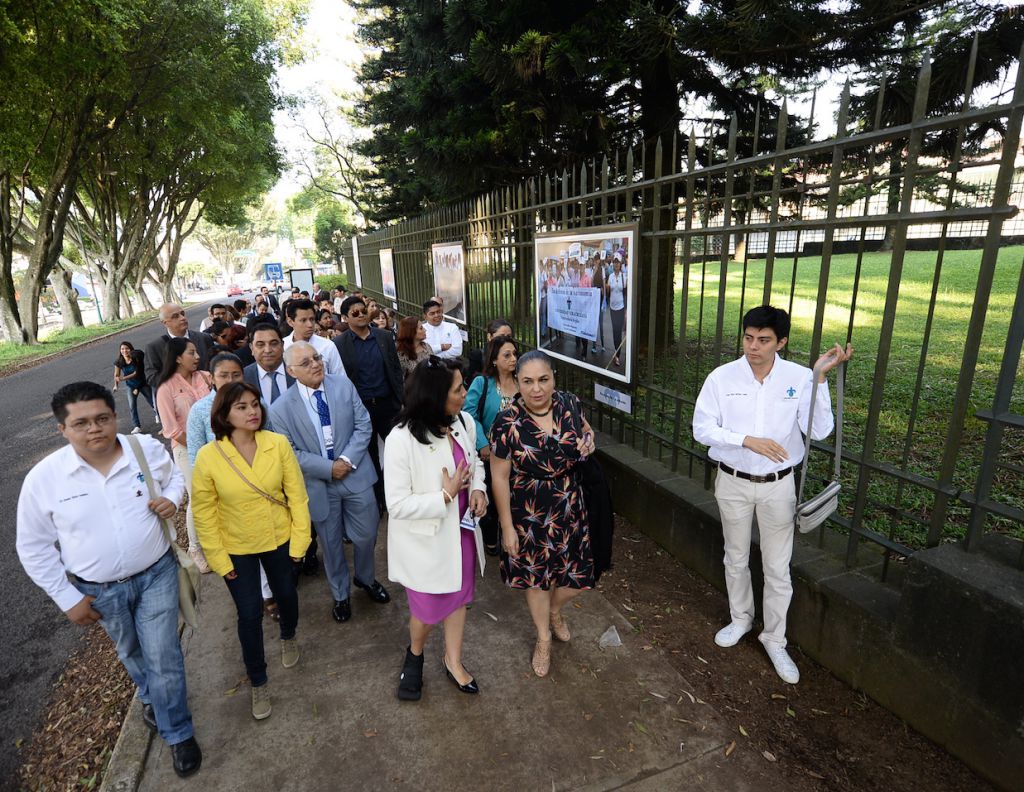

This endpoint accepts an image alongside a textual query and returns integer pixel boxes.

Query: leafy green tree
[314,202,357,270]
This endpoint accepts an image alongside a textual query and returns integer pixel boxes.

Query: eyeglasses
[290,353,323,369]
[65,414,114,432]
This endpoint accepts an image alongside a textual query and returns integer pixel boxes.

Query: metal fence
[348,47,1024,579]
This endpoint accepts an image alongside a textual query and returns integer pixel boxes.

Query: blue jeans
[224,541,298,687]
[73,550,194,745]
[126,384,156,428]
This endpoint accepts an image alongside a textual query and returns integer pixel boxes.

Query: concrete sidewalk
[137,521,768,791]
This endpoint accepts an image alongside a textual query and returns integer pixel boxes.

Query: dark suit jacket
[334,327,404,404]
[144,330,214,389]
[243,362,295,404]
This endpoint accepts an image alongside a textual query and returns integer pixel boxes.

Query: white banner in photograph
[379,248,397,299]
[547,287,601,341]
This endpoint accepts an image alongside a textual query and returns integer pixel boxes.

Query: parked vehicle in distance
[226,284,243,297]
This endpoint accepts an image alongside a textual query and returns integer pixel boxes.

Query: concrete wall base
[595,436,1024,792]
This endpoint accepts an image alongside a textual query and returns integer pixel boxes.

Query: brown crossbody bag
[214,442,289,509]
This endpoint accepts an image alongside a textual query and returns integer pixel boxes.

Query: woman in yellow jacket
[192,381,311,721]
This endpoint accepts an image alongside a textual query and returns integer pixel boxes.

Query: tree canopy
[352,0,1021,226]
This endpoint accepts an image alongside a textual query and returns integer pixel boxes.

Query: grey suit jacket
[269,374,377,522]
[243,362,295,403]
[144,330,213,389]
[334,328,404,404]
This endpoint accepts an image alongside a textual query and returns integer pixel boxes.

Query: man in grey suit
[144,303,215,388]
[271,341,390,623]
[242,320,294,405]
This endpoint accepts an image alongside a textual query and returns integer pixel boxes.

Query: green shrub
[317,274,349,292]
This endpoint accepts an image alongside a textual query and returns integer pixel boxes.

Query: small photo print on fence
[431,241,467,324]
[379,247,397,300]
[535,224,637,384]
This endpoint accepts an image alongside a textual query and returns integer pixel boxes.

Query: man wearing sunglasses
[334,295,405,514]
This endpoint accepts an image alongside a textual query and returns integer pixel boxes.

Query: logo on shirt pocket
[784,386,798,400]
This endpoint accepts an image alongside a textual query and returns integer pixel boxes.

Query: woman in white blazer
[384,356,487,701]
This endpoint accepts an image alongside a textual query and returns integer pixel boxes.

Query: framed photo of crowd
[379,247,397,305]
[431,241,467,324]
[534,224,638,384]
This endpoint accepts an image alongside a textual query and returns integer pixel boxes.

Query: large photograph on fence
[535,224,637,384]
[431,241,467,324]
[379,247,397,300]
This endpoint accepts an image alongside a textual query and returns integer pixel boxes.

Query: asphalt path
[0,300,215,787]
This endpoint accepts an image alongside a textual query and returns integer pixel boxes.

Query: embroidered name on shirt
[58,493,89,503]
[725,392,748,397]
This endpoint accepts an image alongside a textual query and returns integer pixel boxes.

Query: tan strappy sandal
[532,638,552,677]
[550,611,571,642]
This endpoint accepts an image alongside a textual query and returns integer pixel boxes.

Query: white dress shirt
[16,434,186,611]
[256,362,288,404]
[692,354,834,476]
[423,320,463,359]
[284,331,346,378]
[297,383,354,467]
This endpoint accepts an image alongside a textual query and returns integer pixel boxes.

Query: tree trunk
[878,142,902,252]
[638,8,680,353]
[0,173,25,342]
[102,273,126,322]
[51,265,84,328]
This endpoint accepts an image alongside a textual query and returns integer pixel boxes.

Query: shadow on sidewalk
[139,520,773,791]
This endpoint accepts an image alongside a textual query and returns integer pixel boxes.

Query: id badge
[460,509,477,532]
[322,425,334,456]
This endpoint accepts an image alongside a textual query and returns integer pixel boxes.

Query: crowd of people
[16,285,849,782]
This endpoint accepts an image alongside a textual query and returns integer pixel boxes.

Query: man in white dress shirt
[282,298,346,377]
[692,306,852,685]
[16,382,202,778]
[421,299,462,360]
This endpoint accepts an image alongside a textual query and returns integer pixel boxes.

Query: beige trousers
[714,471,796,648]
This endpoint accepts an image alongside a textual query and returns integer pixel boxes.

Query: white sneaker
[714,621,752,648]
[764,644,800,684]
[130,427,142,434]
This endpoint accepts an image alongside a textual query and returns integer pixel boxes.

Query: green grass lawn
[0,311,160,373]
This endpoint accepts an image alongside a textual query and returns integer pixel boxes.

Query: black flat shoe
[483,543,500,557]
[443,657,479,695]
[354,579,391,604]
[397,647,424,701]
[170,736,202,778]
[302,553,318,576]
[332,599,351,622]
[141,703,157,733]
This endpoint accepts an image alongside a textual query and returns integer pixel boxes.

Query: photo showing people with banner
[535,225,636,383]
[380,247,397,301]
[431,242,467,324]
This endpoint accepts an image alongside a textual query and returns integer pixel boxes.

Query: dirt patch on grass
[600,516,995,792]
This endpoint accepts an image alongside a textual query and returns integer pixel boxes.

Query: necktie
[269,371,281,403]
[313,390,334,459]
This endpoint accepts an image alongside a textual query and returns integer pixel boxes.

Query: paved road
[0,301,213,787]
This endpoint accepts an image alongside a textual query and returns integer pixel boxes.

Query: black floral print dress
[491,390,594,590]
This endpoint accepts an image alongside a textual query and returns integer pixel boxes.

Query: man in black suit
[144,304,215,389]
[334,295,404,512]
[259,286,280,314]
[242,320,294,406]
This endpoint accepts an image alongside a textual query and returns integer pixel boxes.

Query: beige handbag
[794,361,844,535]
[125,435,201,628]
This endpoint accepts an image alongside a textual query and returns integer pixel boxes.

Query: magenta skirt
[405,528,477,625]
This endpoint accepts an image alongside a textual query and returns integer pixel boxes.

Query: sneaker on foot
[764,644,800,684]
[251,684,272,720]
[281,638,299,668]
[714,621,752,648]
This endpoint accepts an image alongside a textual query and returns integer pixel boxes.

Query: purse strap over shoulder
[214,440,288,509]
[124,435,185,559]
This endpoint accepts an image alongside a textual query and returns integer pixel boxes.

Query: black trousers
[363,396,401,510]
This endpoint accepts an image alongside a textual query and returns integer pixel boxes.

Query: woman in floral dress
[489,350,597,677]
